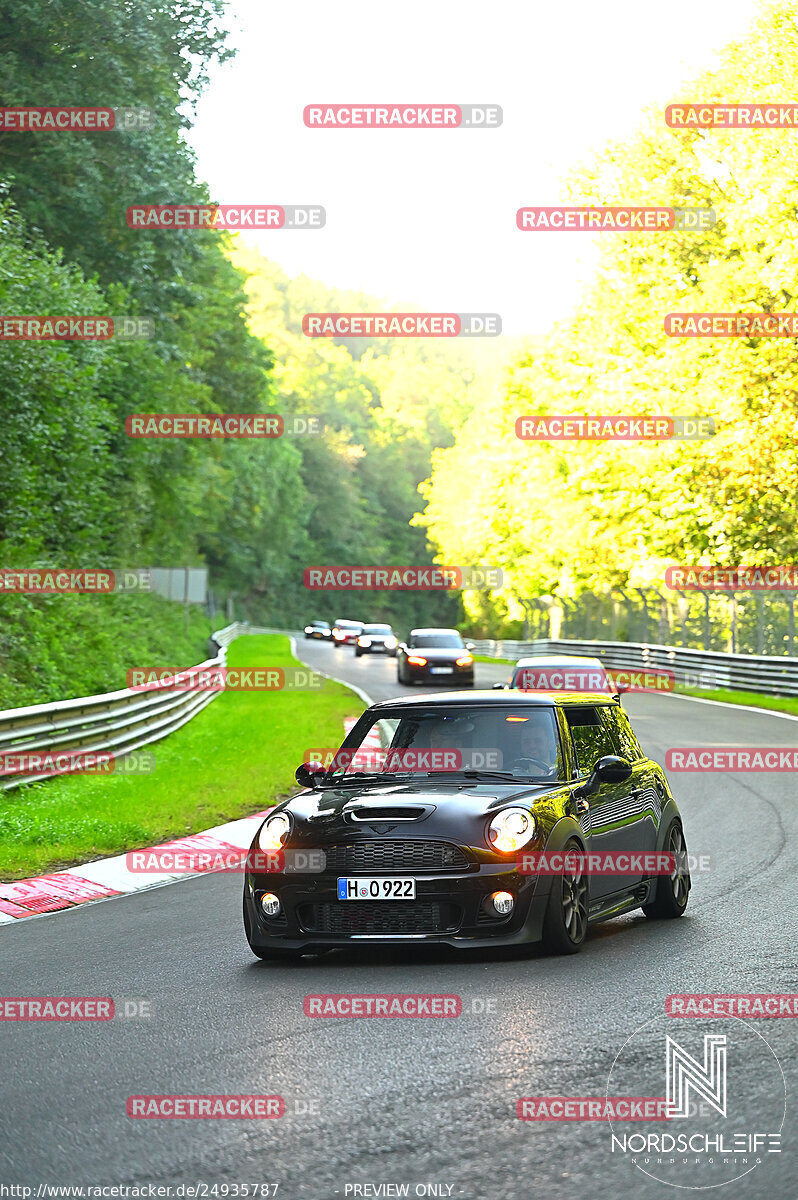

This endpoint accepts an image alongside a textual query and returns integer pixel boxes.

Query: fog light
[260,892,281,917]
[491,890,514,916]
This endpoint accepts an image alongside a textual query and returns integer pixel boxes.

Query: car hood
[270,779,567,845]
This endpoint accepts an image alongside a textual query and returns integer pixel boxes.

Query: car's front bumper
[244,862,551,953]
[405,663,474,683]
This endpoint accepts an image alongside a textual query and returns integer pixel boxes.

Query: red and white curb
[0,637,374,927]
[0,810,273,925]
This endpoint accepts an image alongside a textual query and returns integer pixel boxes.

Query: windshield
[364,624,392,633]
[410,633,464,649]
[319,704,565,784]
[312,621,330,628]
[334,620,361,629]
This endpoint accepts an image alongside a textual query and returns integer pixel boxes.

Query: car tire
[541,840,589,955]
[643,821,690,919]
[355,648,362,657]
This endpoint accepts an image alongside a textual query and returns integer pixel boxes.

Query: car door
[563,704,640,901]
[601,704,662,858]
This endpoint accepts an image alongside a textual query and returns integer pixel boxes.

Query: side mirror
[465,642,475,651]
[574,754,631,798]
[295,761,326,790]
[398,642,407,652]
[492,681,507,690]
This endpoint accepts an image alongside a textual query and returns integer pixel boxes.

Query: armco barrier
[470,637,798,697]
[0,621,251,791]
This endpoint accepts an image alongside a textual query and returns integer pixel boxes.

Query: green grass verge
[0,634,362,880]
[673,685,798,716]
[473,654,514,665]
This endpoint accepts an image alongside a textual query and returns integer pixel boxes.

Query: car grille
[322,840,469,873]
[298,901,461,935]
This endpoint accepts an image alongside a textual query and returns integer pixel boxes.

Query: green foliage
[419,0,798,633]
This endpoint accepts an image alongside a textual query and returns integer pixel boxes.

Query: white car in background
[494,653,617,695]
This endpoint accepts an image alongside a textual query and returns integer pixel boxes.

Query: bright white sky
[189,0,760,335]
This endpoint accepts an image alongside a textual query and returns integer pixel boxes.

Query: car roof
[514,655,605,668]
[369,689,617,710]
[334,618,362,625]
[409,628,461,636]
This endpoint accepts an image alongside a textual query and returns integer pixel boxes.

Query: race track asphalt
[1,637,795,1198]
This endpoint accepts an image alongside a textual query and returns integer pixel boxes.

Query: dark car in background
[397,628,474,686]
[332,619,363,648]
[243,691,690,958]
[304,620,332,640]
[355,623,398,657]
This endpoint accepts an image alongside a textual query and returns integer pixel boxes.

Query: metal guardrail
[470,637,798,697]
[0,621,251,791]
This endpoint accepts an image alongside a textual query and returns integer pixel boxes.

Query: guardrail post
[755,592,765,654]
[787,593,796,654]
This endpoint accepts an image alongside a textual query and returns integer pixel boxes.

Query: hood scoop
[346,803,433,822]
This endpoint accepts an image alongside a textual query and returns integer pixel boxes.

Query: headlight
[455,655,473,666]
[385,636,397,649]
[407,655,427,666]
[487,808,536,853]
[358,636,372,647]
[258,812,291,852]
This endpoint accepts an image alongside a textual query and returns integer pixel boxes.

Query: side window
[564,706,616,774]
[602,707,644,762]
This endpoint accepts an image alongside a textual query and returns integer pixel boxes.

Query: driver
[513,718,559,774]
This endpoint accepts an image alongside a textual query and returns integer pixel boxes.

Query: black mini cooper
[243,691,690,958]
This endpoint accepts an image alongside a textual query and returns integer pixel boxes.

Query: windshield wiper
[319,770,416,786]
[460,769,545,782]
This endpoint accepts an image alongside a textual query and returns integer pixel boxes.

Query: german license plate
[430,666,453,674]
[337,877,416,900]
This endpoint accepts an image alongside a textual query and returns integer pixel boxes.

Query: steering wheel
[508,756,551,776]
